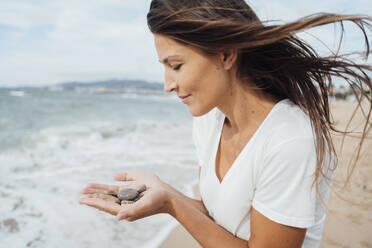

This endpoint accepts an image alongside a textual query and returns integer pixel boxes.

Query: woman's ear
[219,49,238,70]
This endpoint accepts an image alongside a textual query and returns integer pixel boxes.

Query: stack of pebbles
[92,184,146,205]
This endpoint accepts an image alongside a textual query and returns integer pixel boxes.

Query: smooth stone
[92,193,120,204]
[117,188,139,201]
[132,194,143,202]
[135,184,146,193]
[121,200,135,205]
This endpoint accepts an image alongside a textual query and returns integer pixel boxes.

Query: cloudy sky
[0,0,371,87]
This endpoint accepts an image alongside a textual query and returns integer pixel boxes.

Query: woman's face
[154,34,232,116]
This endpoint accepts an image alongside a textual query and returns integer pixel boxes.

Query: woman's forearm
[161,182,210,216]
[162,183,248,248]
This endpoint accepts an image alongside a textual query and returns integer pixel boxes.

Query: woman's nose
[164,80,177,93]
[164,72,177,93]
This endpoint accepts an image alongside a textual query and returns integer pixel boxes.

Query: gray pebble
[135,184,146,193]
[132,193,143,202]
[121,200,135,205]
[117,188,139,201]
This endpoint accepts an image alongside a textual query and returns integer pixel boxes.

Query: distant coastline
[0,79,163,92]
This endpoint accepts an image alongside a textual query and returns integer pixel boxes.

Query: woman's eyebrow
[159,55,182,64]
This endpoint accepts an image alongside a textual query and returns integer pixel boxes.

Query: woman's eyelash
[173,64,183,70]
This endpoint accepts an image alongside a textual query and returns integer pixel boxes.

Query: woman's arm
[164,185,306,248]
[161,182,210,217]
[80,172,306,248]
[160,166,247,247]
[161,166,209,217]
[165,163,307,248]
[164,182,249,248]
[80,172,246,247]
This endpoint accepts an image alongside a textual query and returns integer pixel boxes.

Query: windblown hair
[147,0,372,203]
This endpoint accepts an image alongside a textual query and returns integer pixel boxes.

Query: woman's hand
[79,172,172,221]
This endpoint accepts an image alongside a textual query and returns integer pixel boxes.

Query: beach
[1,88,370,247]
[160,100,372,248]
[320,101,372,248]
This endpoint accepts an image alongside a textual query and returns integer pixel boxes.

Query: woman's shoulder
[193,99,316,147]
[265,99,315,142]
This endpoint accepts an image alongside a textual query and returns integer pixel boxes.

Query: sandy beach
[320,101,372,248]
[160,100,372,248]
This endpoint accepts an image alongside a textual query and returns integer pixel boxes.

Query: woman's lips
[179,94,192,103]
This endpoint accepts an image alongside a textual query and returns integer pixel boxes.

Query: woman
[80,0,372,247]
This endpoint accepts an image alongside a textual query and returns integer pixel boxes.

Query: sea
[0,85,199,248]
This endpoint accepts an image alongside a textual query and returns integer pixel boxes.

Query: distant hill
[0,79,163,91]
[59,79,162,90]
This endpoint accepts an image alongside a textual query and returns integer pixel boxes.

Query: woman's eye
[173,64,183,71]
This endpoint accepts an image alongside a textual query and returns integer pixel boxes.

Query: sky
[0,0,371,87]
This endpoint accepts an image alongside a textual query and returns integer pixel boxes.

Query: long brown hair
[147,0,372,203]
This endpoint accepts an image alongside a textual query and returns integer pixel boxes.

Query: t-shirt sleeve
[252,137,318,228]
[192,117,204,166]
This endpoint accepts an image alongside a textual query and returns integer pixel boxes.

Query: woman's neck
[217,80,279,136]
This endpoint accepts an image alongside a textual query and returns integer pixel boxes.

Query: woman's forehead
[154,35,192,61]
[155,35,186,51]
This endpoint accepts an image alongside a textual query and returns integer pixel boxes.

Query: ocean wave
[23,120,180,149]
[0,118,193,174]
[0,142,198,248]
[9,91,25,97]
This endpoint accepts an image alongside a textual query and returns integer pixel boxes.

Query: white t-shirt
[192,99,334,248]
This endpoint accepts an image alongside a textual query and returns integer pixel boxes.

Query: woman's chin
[188,105,211,117]
[187,105,200,117]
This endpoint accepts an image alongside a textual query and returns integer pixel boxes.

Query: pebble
[92,193,120,204]
[135,184,146,193]
[132,193,143,202]
[89,185,146,204]
[117,188,139,201]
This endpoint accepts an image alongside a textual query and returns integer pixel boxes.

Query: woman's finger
[81,188,110,195]
[81,183,120,195]
[87,183,120,192]
[81,183,140,196]
[79,197,121,216]
[117,197,156,222]
[114,172,136,182]
[116,204,139,221]
[117,208,148,222]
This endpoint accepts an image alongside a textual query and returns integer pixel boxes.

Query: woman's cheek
[179,69,195,91]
